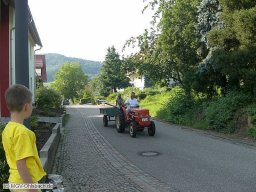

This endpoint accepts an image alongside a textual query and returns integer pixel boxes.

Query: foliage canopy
[52,62,88,102]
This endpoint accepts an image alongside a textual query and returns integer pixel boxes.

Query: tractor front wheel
[130,121,137,138]
[148,121,155,136]
[103,115,108,127]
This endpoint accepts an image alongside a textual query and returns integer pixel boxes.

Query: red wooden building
[0,0,42,117]
[35,55,47,82]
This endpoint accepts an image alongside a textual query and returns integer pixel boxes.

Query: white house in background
[129,73,145,90]
[128,73,177,90]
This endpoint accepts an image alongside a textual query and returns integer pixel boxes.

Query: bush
[36,87,62,110]
[123,87,140,96]
[0,159,9,190]
[143,88,160,96]
[106,93,118,104]
[164,87,196,124]
[29,116,39,130]
[0,123,9,189]
[138,92,147,100]
[205,92,252,132]
[37,110,58,117]
[43,123,51,130]
[94,96,106,105]
[247,127,256,138]
[139,86,254,133]
[80,98,92,104]
[247,104,256,124]
[140,86,193,122]
[140,91,173,118]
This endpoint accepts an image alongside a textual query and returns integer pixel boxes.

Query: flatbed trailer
[99,103,119,127]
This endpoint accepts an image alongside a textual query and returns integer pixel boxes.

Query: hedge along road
[73,104,256,192]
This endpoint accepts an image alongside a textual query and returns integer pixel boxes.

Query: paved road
[52,106,174,192]
[53,105,256,192]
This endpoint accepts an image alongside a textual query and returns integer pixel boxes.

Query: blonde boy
[2,84,46,192]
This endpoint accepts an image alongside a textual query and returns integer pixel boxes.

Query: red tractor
[115,105,156,138]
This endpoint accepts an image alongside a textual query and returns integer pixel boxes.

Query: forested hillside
[45,53,102,82]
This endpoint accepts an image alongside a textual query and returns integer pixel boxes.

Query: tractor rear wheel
[148,121,155,136]
[103,115,108,127]
[130,121,137,138]
[116,111,125,133]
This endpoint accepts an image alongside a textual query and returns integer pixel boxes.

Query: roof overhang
[28,7,42,47]
[4,0,42,47]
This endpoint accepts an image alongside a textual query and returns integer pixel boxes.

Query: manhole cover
[139,151,160,157]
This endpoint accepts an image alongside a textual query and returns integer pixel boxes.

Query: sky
[28,0,153,62]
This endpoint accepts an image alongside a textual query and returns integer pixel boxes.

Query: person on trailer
[116,94,124,108]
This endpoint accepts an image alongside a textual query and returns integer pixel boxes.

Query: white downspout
[10,27,15,85]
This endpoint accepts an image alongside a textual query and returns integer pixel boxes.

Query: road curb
[153,117,256,149]
[40,123,61,173]
[38,115,64,127]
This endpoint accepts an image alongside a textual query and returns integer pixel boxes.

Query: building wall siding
[0,1,10,117]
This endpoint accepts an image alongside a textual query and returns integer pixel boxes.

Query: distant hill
[45,53,102,82]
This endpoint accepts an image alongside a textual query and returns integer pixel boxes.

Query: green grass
[141,88,254,135]
[140,91,172,119]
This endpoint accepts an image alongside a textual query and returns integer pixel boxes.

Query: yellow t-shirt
[1,122,46,183]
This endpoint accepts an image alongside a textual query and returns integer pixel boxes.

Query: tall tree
[100,46,130,94]
[206,0,256,94]
[124,0,201,94]
[52,62,88,102]
[193,0,225,97]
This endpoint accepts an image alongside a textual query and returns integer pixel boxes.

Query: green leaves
[197,0,256,96]
[99,46,130,94]
[36,87,62,109]
[124,0,256,98]
[205,91,252,132]
[52,62,88,101]
[0,123,9,188]
[232,7,256,47]
[124,0,201,94]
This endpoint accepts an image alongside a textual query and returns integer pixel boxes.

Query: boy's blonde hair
[5,84,32,112]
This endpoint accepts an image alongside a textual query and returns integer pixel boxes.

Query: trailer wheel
[130,121,137,138]
[148,121,155,136]
[116,111,125,133]
[103,115,108,127]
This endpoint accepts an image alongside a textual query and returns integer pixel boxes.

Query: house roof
[35,55,47,81]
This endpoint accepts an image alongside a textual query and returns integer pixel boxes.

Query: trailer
[99,103,119,127]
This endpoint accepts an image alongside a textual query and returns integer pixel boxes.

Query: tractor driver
[125,92,139,113]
